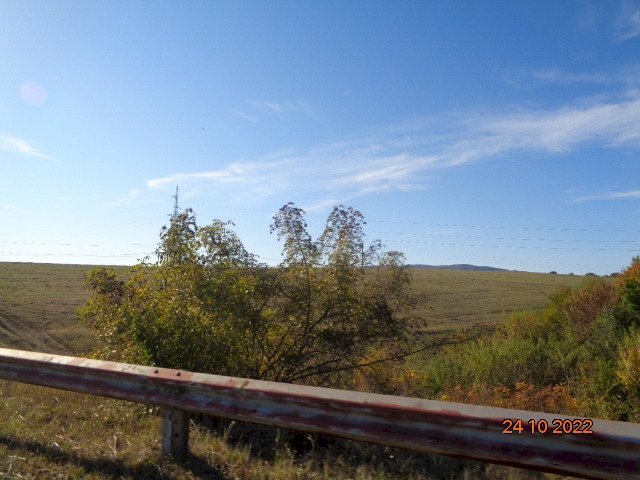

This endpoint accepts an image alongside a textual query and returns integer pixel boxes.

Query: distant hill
[410,264,510,272]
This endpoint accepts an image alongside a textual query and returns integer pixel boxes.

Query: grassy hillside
[0,262,588,355]
[0,263,129,355]
[409,269,587,332]
[0,262,605,479]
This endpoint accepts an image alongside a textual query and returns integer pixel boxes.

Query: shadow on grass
[0,435,227,479]
[194,416,545,480]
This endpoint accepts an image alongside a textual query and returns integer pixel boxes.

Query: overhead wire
[190,200,640,233]
[2,199,636,271]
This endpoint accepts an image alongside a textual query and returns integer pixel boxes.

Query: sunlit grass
[0,262,598,478]
[0,262,588,354]
[0,380,559,479]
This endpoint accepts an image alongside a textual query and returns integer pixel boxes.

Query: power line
[12,201,167,231]
[379,239,638,252]
[0,251,152,258]
[369,231,639,244]
[18,199,637,244]
[0,241,155,247]
[7,236,635,253]
[365,219,640,234]
[190,201,640,233]
[400,249,617,269]
[44,217,164,241]
[198,219,640,244]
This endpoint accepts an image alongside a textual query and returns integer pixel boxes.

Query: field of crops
[0,261,588,356]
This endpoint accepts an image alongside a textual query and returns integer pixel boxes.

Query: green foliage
[79,204,413,385]
[617,259,640,316]
[420,334,553,393]
[617,328,640,392]
[418,256,640,422]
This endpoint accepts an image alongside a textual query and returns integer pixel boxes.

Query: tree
[80,203,414,386]
[617,256,640,316]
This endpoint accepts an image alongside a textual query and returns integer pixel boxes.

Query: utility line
[0,251,150,258]
[0,241,156,247]
[190,201,640,233]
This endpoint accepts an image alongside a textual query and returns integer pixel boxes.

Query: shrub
[617,329,640,392]
[420,257,640,422]
[616,258,640,316]
[420,334,552,394]
[500,310,549,342]
[559,279,617,330]
[80,204,415,386]
[441,382,577,414]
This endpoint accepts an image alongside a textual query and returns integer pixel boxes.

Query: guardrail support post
[162,408,189,457]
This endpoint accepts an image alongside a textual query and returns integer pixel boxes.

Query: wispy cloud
[533,69,613,84]
[230,109,258,123]
[249,100,310,115]
[573,189,640,202]
[146,160,292,193]
[145,92,640,208]
[302,197,345,213]
[616,3,640,40]
[532,65,640,86]
[470,95,640,152]
[103,189,142,207]
[0,135,53,160]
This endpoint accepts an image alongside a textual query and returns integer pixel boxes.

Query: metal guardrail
[0,347,639,479]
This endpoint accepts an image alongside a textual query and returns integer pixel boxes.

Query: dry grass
[0,262,589,355]
[408,269,587,332]
[0,263,129,355]
[0,380,572,480]
[0,262,593,478]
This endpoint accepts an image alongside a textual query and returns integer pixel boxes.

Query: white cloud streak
[230,109,258,123]
[0,135,53,160]
[470,95,640,152]
[533,69,614,84]
[616,4,640,40]
[249,100,309,115]
[532,65,640,86]
[146,92,640,208]
[146,161,292,193]
[103,189,142,206]
[574,190,640,202]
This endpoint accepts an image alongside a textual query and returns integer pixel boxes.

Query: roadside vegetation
[379,257,640,424]
[0,204,635,478]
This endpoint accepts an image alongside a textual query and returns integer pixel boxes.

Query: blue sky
[1,1,639,274]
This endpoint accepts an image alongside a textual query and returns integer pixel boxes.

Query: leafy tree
[617,257,640,316]
[80,203,414,386]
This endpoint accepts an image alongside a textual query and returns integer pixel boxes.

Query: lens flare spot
[19,81,47,106]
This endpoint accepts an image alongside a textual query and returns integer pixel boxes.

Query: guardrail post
[162,408,189,457]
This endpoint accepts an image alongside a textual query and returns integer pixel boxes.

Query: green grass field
[0,261,592,479]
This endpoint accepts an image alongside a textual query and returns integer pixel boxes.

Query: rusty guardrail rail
[0,347,639,479]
